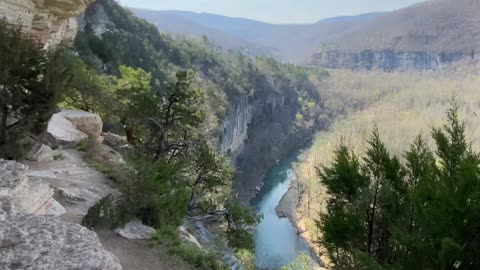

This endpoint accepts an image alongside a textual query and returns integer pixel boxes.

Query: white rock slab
[115,219,156,240]
[47,114,89,143]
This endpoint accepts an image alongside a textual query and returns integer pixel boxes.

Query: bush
[0,20,68,158]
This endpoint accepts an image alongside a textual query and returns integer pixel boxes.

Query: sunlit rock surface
[0,0,95,48]
[115,220,156,240]
[59,110,104,143]
[0,160,54,215]
[0,214,122,270]
[47,113,89,143]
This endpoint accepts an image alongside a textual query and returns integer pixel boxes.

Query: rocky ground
[25,148,118,224]
[0,110,195,270]
[97,230,193,270]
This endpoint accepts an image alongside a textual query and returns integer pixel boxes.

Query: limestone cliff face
[0,0,94,48]
[308,49,476,71]
[219,86,311,203]
[220,96,252,160]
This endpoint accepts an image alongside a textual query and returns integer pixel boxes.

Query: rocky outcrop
[115,220,156,240]
[0,160,122,270]
[78,0,114,36]
[0,0,95,48]
[47,113,89,143]
[47,110,104,143]
[59,110,104,143]
[0,160,55,216]
[308,49,476,71]
[220,87,312,203]
[0,214,122,270]
[220,96,252,159]
[26,148,119,224]
[0,109,123,270]
[26,143,60,162]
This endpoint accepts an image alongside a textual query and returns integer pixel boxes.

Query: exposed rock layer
[0,0,95,48]
[0,214,122,270]
[0,160,54,216]
[309,49,476,71]
[220,86,313,202]
[60,110,104,143]
[0,110,123,270]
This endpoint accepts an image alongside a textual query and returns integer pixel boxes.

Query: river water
[252,153,313,269]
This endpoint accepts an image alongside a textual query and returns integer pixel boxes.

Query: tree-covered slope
[75,0,330,202]
[131,8,383,63]
[308,0,480,70]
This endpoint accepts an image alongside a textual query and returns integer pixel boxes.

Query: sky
[118,0,426,24]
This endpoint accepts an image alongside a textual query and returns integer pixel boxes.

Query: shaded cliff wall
[0,0,94,48]
[308,49,476,71]
[220,84,315,203]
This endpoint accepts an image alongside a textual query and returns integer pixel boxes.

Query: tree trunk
[0,106,8,145]
[368,179,380,254]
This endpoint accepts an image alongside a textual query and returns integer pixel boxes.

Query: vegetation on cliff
[295,68,480,269]
[0,20,69,159]
[51,0,327,267]
[316,102,480,269]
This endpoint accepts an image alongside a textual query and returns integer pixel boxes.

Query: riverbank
[274,175,328,269]
[275,180,298,222]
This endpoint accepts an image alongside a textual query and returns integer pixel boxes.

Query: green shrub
[0,20,68,158]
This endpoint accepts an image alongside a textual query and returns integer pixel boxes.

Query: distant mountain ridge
[131,0,479,71]
[131,8,384,63]
[308,0,480,70]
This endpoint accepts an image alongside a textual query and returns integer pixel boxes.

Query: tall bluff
[308,49,476,71]
[0,0,94,48]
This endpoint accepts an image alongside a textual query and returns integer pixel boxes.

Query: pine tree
[318,102,480,270]
[418,100,480,269]
[318,141,369,267]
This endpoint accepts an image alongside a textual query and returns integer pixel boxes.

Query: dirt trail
[97,230,193,270]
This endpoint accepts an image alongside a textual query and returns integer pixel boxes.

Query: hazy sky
[118,0,425,24]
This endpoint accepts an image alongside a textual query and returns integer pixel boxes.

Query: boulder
[0,160,54,216]
[47,114,89,143]
[0,214,122,270]
[115,219,156,240]
[178,225,203,249]
[59,110,104,143]
[96,144,126,165]
[0,0,95,49]
[103,132,129,148]
[26,143,59,162]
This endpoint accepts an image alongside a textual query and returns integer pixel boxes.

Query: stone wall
[0,0,95,48]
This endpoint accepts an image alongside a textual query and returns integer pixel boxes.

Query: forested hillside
[294,68,480,268]
[131,8,383,63]
[74,0,333,203]
[308,0,480,70]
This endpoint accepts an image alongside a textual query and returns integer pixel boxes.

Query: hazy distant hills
[308,0,480,70]
[131,8,383,63]
[320,0,480,52]
[132,0,479,70]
